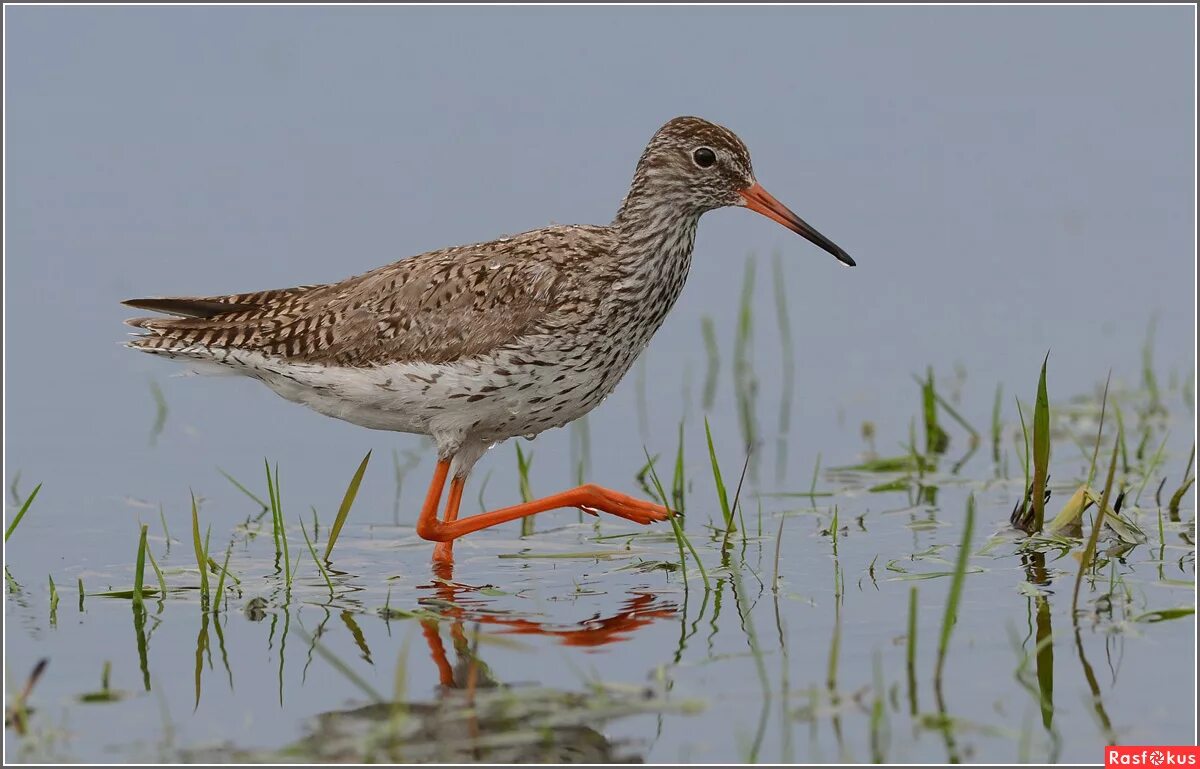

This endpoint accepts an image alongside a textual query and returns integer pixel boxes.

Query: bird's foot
[573,485,671,525]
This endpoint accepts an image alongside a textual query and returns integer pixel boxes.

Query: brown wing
[122,285,320,319]
[124,226,607,367]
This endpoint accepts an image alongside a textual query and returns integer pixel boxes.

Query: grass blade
[906,586,919,715]
[516,442,534,536]
[264,461,292,587]
[704,417,733,530]
[643,449,709,591]
[732,256,759,455]
[146,548,168,604]
[671,421,686,515]
[921,367,950,455]
[323,450,371,562]
[935,493,975,685]
[191,493,210,602]
[991,384,1003,465]
[772,514,786,593]
[1168,444,1196,520]
[1031,353,1051,532]
[5,482,42,542]
[48,575,59,625]
[219,467,269,511]
[211,541,234,613]
[303,518,336,597]
[1016,398,1031,492]
[1085,373,1112,488]
[700,316,720,411]
[264,459,281,557]
[1072,432,1121,617]
[133,524,149,608]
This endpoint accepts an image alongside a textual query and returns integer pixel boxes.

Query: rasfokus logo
[1107,747,1200,767]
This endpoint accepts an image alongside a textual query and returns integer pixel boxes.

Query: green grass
[671,421,686,515]
[772,514,786,594]
[704,417,733,531]
[935,493,975,686]
[832,455,924,474]
[158,503,172,549]
[133,524,149,608]
[906,586,919,715]
[1167,444,1195,520]
[5,482,41,542]
[218,467,269,512]
[1031,354,1051,532]
[190,493,210,605]
[1133,430,1171,507]
[700,316,720,410]
[642,449,709,592]
[921,367,950,455]
[323,450,371,562]
[516,442,535,536]
[77,661,118,704]
[991,384,1003,466]
[1016,398,1031,488]
[1085,373,1112,488]
[48,575,59,625]
[301,518,336,598]
[732,256,759,454]
[1073,432,1121,618]
[211,541,234,613]
[146,548,167,604]
[264,461,292,588]
[1113,402,1130,474]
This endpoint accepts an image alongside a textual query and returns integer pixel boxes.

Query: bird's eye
[692,147,717,168]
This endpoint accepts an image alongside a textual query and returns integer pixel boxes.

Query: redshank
[123,116,854,564]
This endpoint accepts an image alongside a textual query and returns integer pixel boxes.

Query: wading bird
[124,116,853,564]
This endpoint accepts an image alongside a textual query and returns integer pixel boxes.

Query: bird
[122,116,854,565]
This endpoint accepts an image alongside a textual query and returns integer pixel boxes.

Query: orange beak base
[739,183,855,267]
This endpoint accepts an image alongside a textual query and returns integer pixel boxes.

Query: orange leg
[417,458,671,561]
[421,619,455,688]
[431,478,465,564]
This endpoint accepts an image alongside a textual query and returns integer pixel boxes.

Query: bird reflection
[418,562,677,690]
[250,565,681,763]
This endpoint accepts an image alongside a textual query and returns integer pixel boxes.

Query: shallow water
[4,6,1197,764]
[6,319,1195,762]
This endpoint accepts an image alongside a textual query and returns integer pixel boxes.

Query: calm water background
[4,6,1195,763]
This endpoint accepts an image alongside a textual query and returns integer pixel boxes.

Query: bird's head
[628,116,854,267]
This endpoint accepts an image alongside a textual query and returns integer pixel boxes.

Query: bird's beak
[739,183,855,267]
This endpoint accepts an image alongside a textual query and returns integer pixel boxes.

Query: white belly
[181,347,618,445]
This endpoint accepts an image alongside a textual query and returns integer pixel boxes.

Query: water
[4,6,1195,763]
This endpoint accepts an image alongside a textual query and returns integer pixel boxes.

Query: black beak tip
[835,249,856,268]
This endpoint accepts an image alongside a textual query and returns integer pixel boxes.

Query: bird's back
[124,224,617,370]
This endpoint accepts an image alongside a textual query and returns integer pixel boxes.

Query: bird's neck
[606,192,701,341]
[611,188,701,281]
